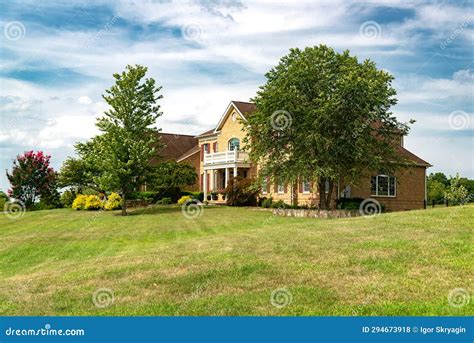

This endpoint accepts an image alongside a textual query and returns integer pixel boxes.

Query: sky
[0,0,473,191]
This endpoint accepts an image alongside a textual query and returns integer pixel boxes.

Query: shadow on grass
[126,205,225,216]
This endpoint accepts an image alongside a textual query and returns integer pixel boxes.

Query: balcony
[203,150,250,166]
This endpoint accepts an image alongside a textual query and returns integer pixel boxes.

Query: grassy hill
[0,205,472,316]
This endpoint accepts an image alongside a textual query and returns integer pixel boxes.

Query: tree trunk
[318,178,334,210]
[121,193,128,216]
[318,179,326,209]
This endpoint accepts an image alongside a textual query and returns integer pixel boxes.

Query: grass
[0,204,472,316]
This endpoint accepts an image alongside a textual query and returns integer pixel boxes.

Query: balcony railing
[204,149,249,166]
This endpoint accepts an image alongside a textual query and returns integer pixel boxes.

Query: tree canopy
[244,45,412,208]
[6,150,59,208]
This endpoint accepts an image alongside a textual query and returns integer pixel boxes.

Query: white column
[233,166,237,179]
[210,169,214,192]
[225,168,229,188]
[203,170,208,201]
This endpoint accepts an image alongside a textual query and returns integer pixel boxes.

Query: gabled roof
[151,133,198,164]
[176,145,200,162]
[195,128,217,138]
[214,100,256,132]
[397,146,431,167]
[232,101,256,116]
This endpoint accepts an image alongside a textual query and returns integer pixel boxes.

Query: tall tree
[6,150,59,208]
[96,64,163,215]
[244,45,411,209]
[149,161,197,189]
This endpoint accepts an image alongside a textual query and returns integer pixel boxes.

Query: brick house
[174,101,431,211]
[149,133,200,191]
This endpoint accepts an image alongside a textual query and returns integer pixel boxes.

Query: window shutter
[299,180,303,193]
[266,177,270,193]
[207,173,210,192]
[212,142,217,152]
[200,145,204,161]
[284,183,288,193]
[274,183,278,193]
[200,173,203,191]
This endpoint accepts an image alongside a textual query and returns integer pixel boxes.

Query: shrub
[85,195,102,210]
[177,195,192,206]
[0,191,7,211]
[104,192,122,210]
[261,197,273,208]
[336,197,364,210]
[157,197,172,205]
[223,177,259,206]
[60,189,76,208]
[270,200,289,209]
[72,194,87,210]
[130,191,156,201]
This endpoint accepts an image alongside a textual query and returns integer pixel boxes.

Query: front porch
[202,150,252,203]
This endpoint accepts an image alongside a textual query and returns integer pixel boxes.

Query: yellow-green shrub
[177,195,192,206]
[104,192,122,210]
[85,195,102,210]
[72,194,87,210]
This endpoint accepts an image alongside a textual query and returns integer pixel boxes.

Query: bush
[180,191,203,202]
[177,195,192,206]
[223,177,259,206]
[85,195,102,210]
[157,197,172,205]
[104,192,122,210]
[261,197,273,208]
[0,191,7,211]
[336,197,364,210]
[270,200,289,209]
[72,194,87,210]
[60,189,76,208]
[130,191,156,201]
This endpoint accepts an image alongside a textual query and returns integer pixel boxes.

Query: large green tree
[95,64,164,215]
[244,45,412,209]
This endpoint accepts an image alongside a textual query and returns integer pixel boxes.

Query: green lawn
[0,204,472,316]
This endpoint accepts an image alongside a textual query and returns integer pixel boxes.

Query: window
[302,181,311,193]
[277,183,285,194]
[371,175,396,197]
[228,138,240,151]
[203,143,210,153]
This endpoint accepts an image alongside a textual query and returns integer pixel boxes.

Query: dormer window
[228,138,240,151]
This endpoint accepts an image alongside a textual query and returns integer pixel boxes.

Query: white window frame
[302,181,311,194]
[371,175,396,197]
[277,183,285,194]
[228,138,240,151]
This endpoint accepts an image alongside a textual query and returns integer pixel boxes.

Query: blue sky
[0,0,473,191]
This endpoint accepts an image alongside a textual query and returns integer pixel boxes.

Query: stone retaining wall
[272,208,360,218]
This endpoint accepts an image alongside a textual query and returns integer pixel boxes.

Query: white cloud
[78,96,92,104]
